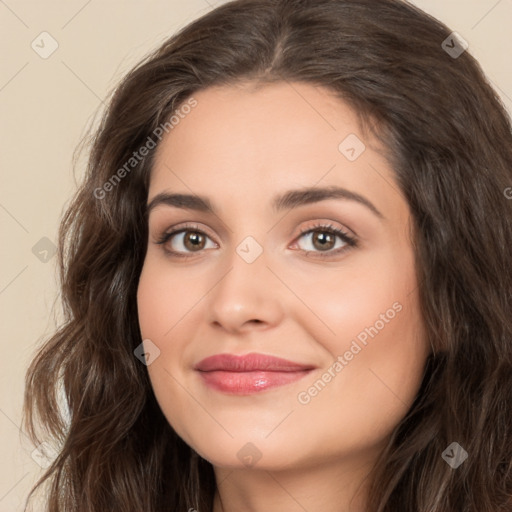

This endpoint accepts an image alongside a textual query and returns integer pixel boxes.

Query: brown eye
[310,231,336,251]
[157,227,217,256]
[292,224,358,259]
[297,228,350,253]
[182,231,206,251]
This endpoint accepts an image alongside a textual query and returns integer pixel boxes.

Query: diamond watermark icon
[31,31,59,59]
[441,441,468,469]
[338,133,366,162]
[236,236,263,264]
[134,339,161,366]
[31,441,58,469]
[32,237,57,263]
[236,442,262,468]
[441,31,468,59]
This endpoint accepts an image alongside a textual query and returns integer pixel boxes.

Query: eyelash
[155,222,358,260]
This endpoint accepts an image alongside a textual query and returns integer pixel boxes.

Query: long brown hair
[23,0,512,510]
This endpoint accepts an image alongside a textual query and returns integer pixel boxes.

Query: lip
[194,352,315,372]
[194,353,315,394]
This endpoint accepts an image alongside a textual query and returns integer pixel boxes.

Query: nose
[206,246,286,334]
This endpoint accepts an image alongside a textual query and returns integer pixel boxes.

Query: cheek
[287,247,417,353]
[298,280,426,446]
[292,248,427,425]
[136,261,198,444]
[137,280,167,338]
[137,259,206,339]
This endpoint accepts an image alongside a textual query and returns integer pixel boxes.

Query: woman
[23,0,512,510]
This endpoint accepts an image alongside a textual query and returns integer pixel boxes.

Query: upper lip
[194,353,315,372]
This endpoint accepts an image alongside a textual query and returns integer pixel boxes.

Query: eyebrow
[146,186,384,219]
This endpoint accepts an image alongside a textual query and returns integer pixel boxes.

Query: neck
[211,453,377,512]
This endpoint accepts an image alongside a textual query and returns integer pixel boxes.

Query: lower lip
[197,370,312,394]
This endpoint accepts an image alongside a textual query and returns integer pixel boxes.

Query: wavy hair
[23,0,512,510]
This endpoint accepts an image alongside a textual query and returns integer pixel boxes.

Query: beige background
[1,0,511,509]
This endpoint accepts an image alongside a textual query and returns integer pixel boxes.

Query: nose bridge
[206,235,284,331]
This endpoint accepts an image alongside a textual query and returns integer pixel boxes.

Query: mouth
[194,352,315,395]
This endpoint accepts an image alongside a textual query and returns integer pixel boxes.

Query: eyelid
[293,220,356,241]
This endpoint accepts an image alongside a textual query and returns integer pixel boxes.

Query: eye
[155,221,358,260]
[292,223,357,258]
[156,223,217,258]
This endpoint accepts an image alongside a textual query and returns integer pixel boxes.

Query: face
[137,81,430,473]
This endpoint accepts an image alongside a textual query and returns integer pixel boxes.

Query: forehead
[149,82,401,215]
[154,81,365,172]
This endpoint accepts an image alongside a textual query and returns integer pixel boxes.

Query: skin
[137,81,431,512]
